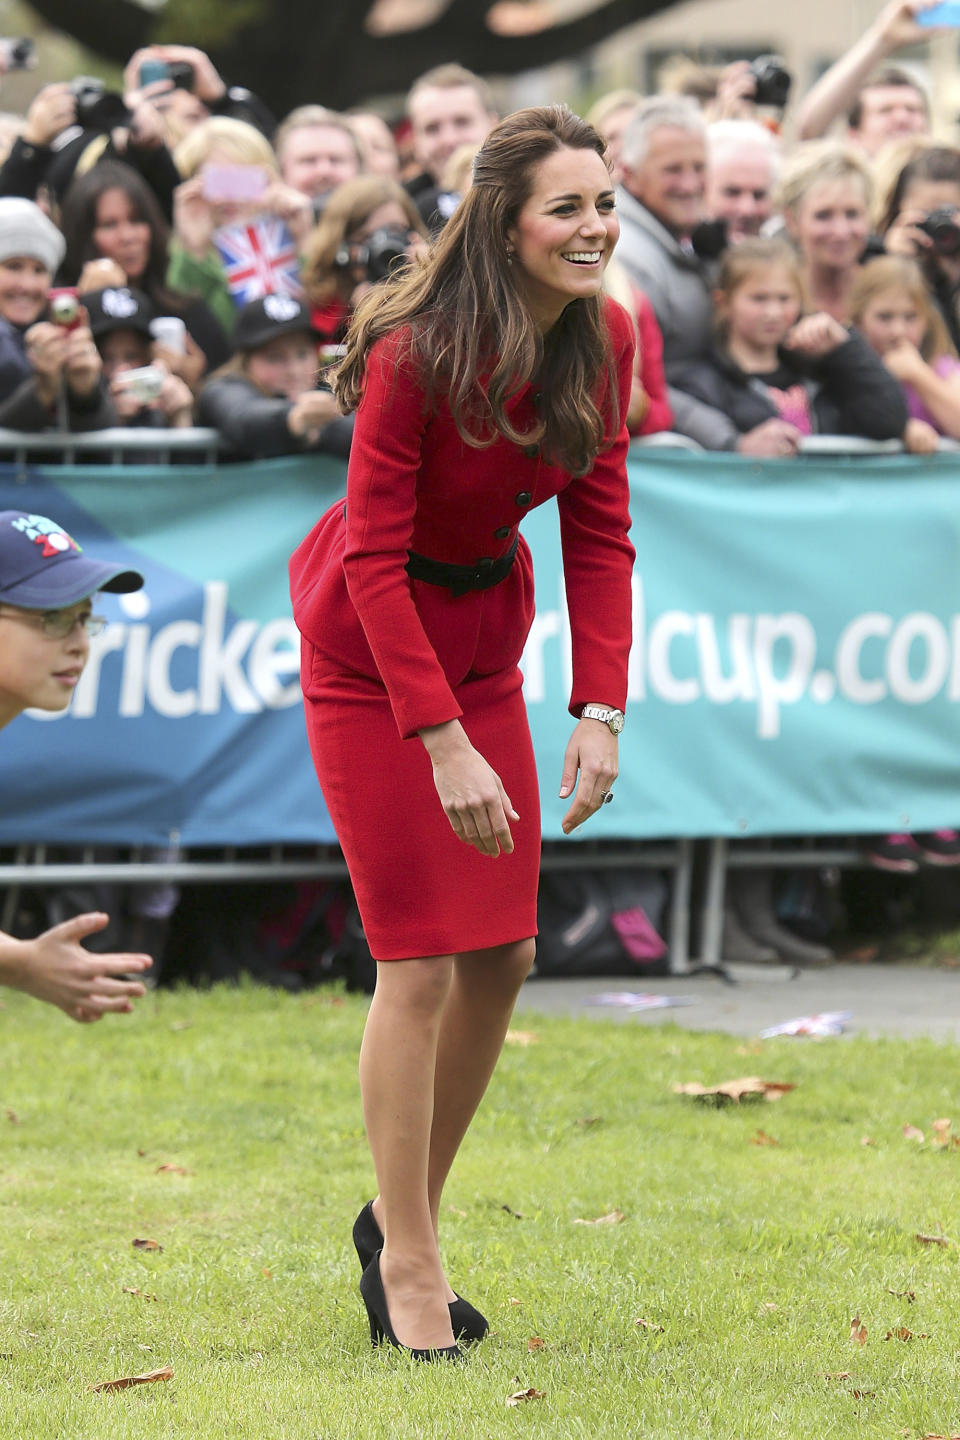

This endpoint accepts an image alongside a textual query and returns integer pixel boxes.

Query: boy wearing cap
[198,293,352,458]
[0,509,152,1021]
[0,196,114,431]
[85,285,194,428]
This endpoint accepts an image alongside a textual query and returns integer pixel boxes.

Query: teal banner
[2,449,959,844]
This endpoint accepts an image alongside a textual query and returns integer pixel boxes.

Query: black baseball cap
[0,511,143,608]
[233,293,317,351]
[84,286,156,340]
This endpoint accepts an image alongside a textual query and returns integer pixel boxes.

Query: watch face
[610,711,624,734]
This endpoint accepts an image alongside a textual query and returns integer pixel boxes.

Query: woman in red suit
[289,104,635,1361]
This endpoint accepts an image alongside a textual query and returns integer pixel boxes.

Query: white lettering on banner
[520,575,960,740]
[60,581,301,721]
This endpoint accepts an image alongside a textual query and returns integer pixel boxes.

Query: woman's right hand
[173,175,217,259]
[884,206,933,259]
[419,720,518,857]
[25,320,66,405]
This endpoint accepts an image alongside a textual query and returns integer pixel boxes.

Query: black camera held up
[70,76,131,132]
[749,53,792,110]
[690,217,729,263]
[335,227,411,285]
[918,207,960,258]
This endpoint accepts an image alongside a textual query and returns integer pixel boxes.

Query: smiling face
[92,188,152,281]
[856,284,926,357]
[705,149,774,244]
[0,598,91,728]
[0,256,51,327]
[788,177,870,273]
[623,124,706,235]
[409,83,496,184]
[506,146,619,332]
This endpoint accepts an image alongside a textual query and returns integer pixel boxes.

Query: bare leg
[358,955,456,1350]
[428,938,535,1222]
[369,938,535,1300]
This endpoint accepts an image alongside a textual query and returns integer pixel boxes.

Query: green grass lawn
[1,981,959,1440]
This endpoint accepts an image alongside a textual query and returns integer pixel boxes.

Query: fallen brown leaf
[505,1388,546,1406]
[121,1287,157,1301]
[136,1149,147,1158]
[887,1288,916,1302]
[932,1118,952,1147]
[916,1232,951,1247]
[762,1302,777,1311]
[750,1129,780,1147]
[132,1238,162,1252]
[823,1371,852,1380]
[504,1030,538,1046]
[851,1390,875,1399]
[575,1116,603,1128]
[155,1164,190,1176]
[506,1297,524,1306]
[261,1268,272,1279]
[885,1327,926,1340]
[573,1210,625,1226]
[673,1076,796,1104]
[635,1317,664,1332]
[90,1364,173,1393]
[501,1204,524,1219]
[527,1337,545,1351]
[903,1124,925,1143]
[6,1109,18,1124]
[861,1136,876,1147]
[850,1315,867,1345]
[920,1433,960,1438]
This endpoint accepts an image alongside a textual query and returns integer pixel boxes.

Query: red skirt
[300,659,541,959]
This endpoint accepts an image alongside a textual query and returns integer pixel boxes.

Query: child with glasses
[0,509,153,1020]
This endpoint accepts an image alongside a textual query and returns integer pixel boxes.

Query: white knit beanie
[0,197,66,274]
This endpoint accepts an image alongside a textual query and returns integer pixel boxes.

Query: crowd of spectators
[3,3,960,972]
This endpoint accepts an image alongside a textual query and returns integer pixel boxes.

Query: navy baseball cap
[0,511,144,608]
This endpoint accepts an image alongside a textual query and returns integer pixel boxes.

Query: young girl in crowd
[850,255,960,453]
[198,292,352,457]
[875,143,960,355]
[672,236,907,455]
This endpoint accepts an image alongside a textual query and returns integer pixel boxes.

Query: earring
[506,247,514,264]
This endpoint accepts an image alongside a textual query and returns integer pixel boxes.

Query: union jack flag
[213,218,303,307]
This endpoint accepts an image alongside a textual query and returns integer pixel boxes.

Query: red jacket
[291,296,636,740]
[631,286,673,436]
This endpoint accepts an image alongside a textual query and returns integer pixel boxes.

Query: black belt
[405,533,519,598]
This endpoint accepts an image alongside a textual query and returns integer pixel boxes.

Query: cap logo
[101,288,139,319]
[263,294,300,322]
[10,512,81,560]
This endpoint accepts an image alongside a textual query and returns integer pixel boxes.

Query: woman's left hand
[558,718,618,834]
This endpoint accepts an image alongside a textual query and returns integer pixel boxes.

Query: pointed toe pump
[353,1201,489,1343]
[359,1251,464,1362]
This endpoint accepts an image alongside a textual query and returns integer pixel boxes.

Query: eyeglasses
[0,606,107,640]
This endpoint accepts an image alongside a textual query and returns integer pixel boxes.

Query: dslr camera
[917,207,960,258]
[70,76,131,132]
[335,227,411,285]
[749,54,792,109]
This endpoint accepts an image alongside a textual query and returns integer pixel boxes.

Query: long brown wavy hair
[335,105,619,475]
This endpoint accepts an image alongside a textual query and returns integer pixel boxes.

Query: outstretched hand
[559,718,618,834]
[3,913,152,1022]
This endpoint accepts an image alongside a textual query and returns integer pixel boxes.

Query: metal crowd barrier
[0,430,935,978]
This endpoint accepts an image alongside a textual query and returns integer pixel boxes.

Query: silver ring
[601,791,614,804]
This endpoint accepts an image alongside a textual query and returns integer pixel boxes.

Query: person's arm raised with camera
[24,320,66,408]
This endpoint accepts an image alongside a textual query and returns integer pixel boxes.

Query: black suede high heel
[359,1250,464,1362]
[353,1201,489,1342]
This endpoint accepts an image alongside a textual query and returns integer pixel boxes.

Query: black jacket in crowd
[670,329,909,448]
[198,373,353,460]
